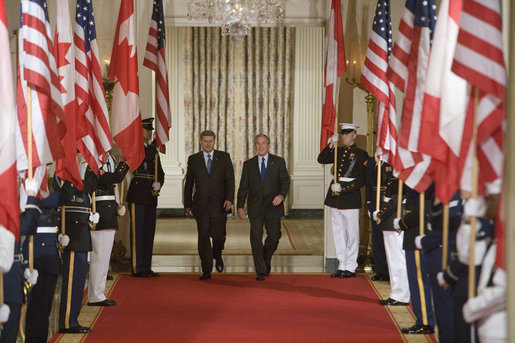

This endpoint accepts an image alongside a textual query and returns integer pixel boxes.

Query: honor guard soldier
[24,166,71,343]
[1,178,42,343]
[373,176,410,307]
[127,118,164,277]
[58,153,99,334]
[88,151,129,306]
[317,123,368,278]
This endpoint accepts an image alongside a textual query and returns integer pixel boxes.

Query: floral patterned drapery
[184,27,295,211]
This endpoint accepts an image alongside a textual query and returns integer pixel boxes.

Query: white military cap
[339,123,359,132]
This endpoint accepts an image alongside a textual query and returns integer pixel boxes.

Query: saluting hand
[272,195,284,206]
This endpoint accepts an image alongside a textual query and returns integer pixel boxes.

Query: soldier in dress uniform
[88,151,129,305]
[393,186,435,335]
[1,178,41,343]
[57,153,99,334]
[317,123,368,278]
[24,166,71,343]
[127,118,164,277]
[365,157,389,281]
[414,190,463,343]
[373,176,410,307]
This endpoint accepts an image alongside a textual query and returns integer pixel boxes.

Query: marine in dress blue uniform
[126,118,164,277]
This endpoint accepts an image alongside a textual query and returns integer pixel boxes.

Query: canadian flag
[54,0,82,189]
[108,0,144,171]
[0,0,20,239]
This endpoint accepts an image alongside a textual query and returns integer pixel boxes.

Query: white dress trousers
[88,229,116,303]
[383,230,410,303]
[330,207,360,273]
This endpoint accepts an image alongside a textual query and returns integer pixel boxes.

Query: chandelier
[187,0,286,41]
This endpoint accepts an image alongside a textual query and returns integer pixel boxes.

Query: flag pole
[416,192,428,326]
[468,87,480,300]
[332,78,342,195]
[396,180,403,219]
[442,203,450,269]
[152,153,160,196]
[376,160,382,211]
[27,84,34,273]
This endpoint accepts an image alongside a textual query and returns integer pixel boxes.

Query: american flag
[144,0,171,153]
[360,0,398,166]
[451,0,505,195]
[320,0,345,151]
[0,0,20,238]
[388,0,436,192]
[16,0,65,173]
[74,0,112,173]
[55,0,83,189]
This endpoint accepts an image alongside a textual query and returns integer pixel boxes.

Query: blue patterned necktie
[261,157,266,182]
[207,154,212,174]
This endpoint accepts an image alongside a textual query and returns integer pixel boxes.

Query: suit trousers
[59,250,88,330]
[195,214,227,273]
[330,208,360,272]
[25,272,58,343]
[405,249,435,328]
[383,231,410,303]
[250,215,282,275]
[130,203,157,274]
[88,229,115,302]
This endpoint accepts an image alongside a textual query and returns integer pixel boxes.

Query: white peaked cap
[339,123,359,131]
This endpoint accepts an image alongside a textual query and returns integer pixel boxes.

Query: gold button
[42,242,45,246]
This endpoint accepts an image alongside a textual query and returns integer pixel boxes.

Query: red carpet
[83,274,404,343]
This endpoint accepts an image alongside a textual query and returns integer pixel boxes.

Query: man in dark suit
[237,134,290,281]
[184,130,235,280]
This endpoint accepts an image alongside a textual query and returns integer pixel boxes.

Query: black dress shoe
[106,274,114,280]
[379,298,409,306]
[215,256,224,272]
[342,270,356,278]
[256,274,265,281]
[88,299,116,306]
[371,273,390,281]
[148,270,160,277]
[401,324,434,335]
[199,273,211,280]
[131,272,149,277]
[59,325,91,334]
[330,270,345,278]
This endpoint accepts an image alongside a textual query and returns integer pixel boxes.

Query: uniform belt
[96,195,116,201]
[13,253,23,263]
[62,206,91,214]
[371,186,386,191]
[134,173,154,180]
[449,200,459,208]
[339,177,355,182]
[37,226,58,234]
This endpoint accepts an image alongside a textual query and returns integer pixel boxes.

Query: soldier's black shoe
[147,270,160,277]
[256,274,265,281]
[199,273,211,280]
[371,273,390,281]
[379,298,409,306]
[330,270,345,278]
[88,299,116,306]
[131,272,148,277]
[401,325,434,335]
[215,256,224,272]
[106,274,114,280]
[342,270,356,278]
[59,325,91,334]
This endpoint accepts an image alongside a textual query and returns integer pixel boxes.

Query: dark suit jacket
[184,150,235,217]
[237,154,290,218]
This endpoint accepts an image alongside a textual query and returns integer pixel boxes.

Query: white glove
[393,218,401,230]
[327,133,339,147]
[58,234,70,247]
[117,205,126,216]
[464,197,486,219]
[415,235,425,250]
[0,226,15,274]
[152,182,161,191]
[372,210,380,222]
[437,272,446,287]
[89,212,100,224]
[456,222,486,265]
[24,268,38,286]
[25,178,39,196]
[330,183,342,193]
[0,304,10,323]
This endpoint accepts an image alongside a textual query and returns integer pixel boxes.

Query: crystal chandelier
[187,0,286,41]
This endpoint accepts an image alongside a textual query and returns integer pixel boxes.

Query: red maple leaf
[112,38,139,96]
[54,33,71,94]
